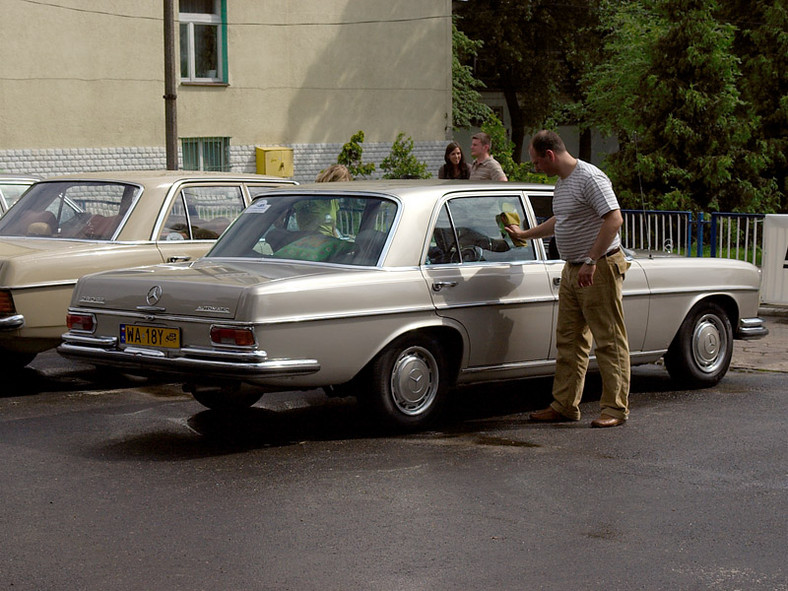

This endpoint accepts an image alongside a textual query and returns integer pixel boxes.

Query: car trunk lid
[71,258,351,319]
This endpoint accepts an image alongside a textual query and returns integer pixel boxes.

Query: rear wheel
[664,301,733,388]
[365,334,447,430]
[190,383,262,411]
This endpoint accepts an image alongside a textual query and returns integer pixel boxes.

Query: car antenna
[633,131,653,258]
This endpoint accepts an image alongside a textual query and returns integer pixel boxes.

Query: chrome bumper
[58,333,320,382]
[736,317,769,340]
[0,314,25,330]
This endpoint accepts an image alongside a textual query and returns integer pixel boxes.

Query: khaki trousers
[550,250,630,420]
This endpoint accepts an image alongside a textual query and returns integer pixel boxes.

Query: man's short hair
[471,132,492,148]
[530,130,566,156]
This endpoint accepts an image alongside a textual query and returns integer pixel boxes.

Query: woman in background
[438,142,471,179]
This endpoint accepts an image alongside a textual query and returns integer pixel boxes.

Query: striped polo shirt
[553,159,621,263]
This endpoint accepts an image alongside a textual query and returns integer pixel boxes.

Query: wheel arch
[671,293,739,345]
[365,324,465,387]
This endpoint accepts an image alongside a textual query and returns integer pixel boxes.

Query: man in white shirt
[505,130,630,428]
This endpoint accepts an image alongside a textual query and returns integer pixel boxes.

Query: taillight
[66,313,95,332]
[0,290,16,316]
[210,326,256,347]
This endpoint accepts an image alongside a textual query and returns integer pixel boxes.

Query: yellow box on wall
[255,146,293,177]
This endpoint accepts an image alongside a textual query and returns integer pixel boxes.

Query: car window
[161,185,244,241]
[0,181,140,240]
[0,183,34,212]
[527,192,559,259]
[207,194,397,266]
[425,195,536,265]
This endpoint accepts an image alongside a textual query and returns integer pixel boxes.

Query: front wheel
[664,301,733,388]
[365,334,448,430]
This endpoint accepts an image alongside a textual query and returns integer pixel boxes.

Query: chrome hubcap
[390,346,439,416]
[691,314,727,374]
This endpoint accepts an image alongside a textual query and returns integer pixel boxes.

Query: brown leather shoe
[530,407,574,422]
[590,415,626,428]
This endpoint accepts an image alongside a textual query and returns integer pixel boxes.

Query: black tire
[0,352,36,371]
[664,301,733,388]
[190,383,262,411]
[365,334,448,430]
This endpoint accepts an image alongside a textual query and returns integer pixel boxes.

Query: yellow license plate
[120,324,180,349]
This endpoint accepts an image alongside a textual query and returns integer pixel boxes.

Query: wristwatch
[583,257,597,266]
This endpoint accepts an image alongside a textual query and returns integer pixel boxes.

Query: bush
[380,133,432,179]
[337,131,376,178]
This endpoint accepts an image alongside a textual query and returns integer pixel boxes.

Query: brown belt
[569,247,620,265]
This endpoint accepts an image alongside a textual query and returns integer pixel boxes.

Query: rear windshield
[0,181,140,240]
[207,194,398,266]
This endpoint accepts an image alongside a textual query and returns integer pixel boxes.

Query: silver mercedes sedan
[59,181,767,429]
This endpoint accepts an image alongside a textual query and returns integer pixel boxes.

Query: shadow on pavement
[96,365,679,461]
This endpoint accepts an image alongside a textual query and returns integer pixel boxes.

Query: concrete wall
[0,0,452,176]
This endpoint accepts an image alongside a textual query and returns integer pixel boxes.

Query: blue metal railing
[621,210,765,265]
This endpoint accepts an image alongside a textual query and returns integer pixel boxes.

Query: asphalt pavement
[732,305,788,373]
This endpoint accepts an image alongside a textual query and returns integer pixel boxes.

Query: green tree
[584,0,668,139]
[337,130,375,178]
[602,0,769,212]
[455,1,601,162]
[482,116,548,183]
[380,133,432,179]
[452,22,493,129]
[719,0,786,212]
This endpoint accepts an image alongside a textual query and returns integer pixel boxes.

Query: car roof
[0,174,42,182]
[259,179,554,198]
[35,170,295,185]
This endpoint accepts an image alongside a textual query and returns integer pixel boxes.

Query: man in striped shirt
[505,130,630,428]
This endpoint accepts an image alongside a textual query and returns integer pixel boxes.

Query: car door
[156,183,247,263]
[527,190,650,357]
[421,192,556,377]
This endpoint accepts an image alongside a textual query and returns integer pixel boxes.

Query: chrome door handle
[432,281,458,292]
[167,255,192,263]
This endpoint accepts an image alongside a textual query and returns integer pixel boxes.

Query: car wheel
[0,351,36,370]
[366,334,447,430]
[664,301,733,388]
[190,383,263,411]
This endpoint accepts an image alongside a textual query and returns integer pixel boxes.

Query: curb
[759,305,788,318]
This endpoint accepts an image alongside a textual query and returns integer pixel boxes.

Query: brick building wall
[0,141,448,183]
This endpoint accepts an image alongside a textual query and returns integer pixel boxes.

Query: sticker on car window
[249,199,271,213]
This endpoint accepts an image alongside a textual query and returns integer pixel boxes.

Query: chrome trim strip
[647,286,760,296]
[3,280,78,291]
[459,350,668,377]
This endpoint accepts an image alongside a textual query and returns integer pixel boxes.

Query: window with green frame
[179,0,227,82]
[182,137,230,171]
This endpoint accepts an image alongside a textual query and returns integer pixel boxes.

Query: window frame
[179,0,227,84]
[181,137,231,172]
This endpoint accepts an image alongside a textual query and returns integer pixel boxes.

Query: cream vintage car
[0,171,296,368]
[59,181,767,428]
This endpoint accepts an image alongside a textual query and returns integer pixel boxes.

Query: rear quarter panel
[240,267,455,386]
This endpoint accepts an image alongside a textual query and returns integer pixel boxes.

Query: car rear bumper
[58,333,320,381]
[736,317,769,340]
